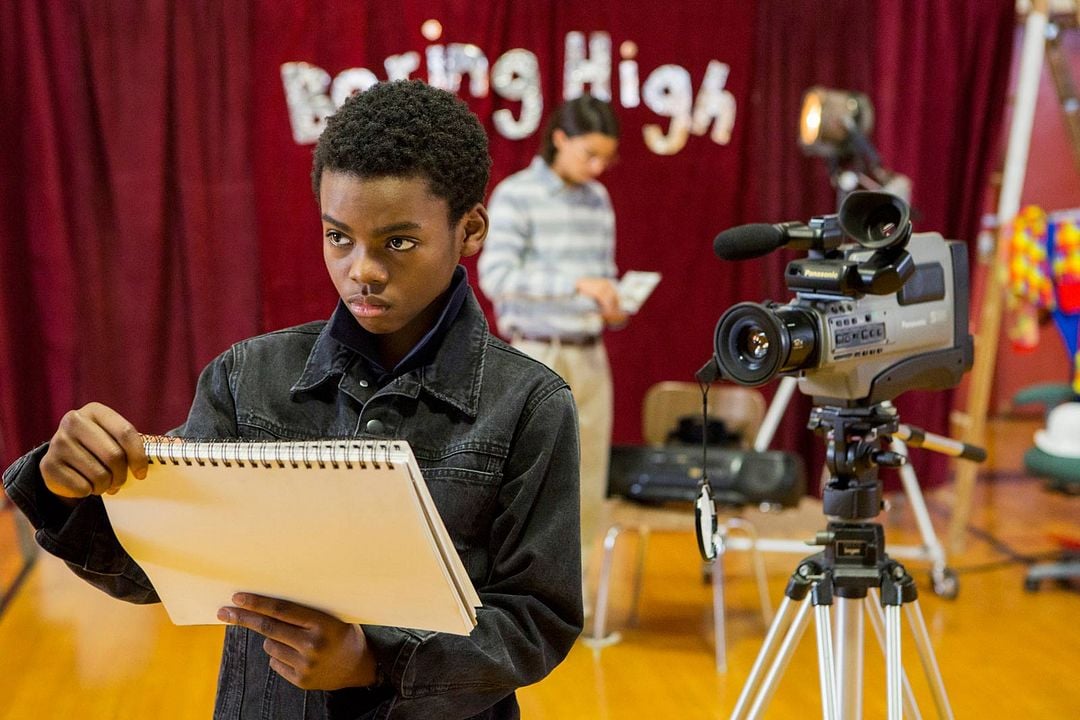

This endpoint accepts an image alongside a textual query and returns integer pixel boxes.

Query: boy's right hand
[40,402,148,499]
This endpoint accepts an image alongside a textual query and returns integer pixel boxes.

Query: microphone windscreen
[713,224,785,260]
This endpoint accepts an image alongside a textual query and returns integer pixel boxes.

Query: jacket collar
[291,285,488,419]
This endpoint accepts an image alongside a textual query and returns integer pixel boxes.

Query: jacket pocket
[414,441,505,575]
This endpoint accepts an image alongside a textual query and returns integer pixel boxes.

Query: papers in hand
[102,437,480,634]
[617,270,662,314]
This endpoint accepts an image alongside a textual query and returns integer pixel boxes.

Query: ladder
[949,0,1080,552]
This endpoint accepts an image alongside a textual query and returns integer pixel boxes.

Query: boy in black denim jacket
[2,80,582,720]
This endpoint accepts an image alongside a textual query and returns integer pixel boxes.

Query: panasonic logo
[901,319,928,329]
[800,269,836,279]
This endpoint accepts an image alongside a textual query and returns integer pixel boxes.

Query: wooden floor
[1,417,1078,719]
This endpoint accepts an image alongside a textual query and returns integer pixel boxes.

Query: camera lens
[742,327,771,360]
[714,303,818,386]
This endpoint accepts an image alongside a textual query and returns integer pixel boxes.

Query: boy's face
[320,170,487,365]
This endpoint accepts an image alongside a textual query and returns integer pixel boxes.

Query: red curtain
[2,1,1014,491]
[0,0,259,464]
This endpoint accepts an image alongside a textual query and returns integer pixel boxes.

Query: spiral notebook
[101,437,480,635]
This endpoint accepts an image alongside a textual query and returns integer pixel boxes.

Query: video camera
[710,191,973,406]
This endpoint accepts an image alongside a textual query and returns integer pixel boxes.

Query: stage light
[798,87,876,158]
[798,86,911,205]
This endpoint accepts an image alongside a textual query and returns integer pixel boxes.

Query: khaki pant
[511,338,612,578]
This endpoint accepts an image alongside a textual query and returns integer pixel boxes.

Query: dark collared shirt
[3,278,583,720]
[329,265,470,382]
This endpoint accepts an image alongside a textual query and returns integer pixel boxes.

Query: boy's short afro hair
[311,80,491,223]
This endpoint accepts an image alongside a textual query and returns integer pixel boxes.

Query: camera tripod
[724,403,964,720]
[724,377,966,600]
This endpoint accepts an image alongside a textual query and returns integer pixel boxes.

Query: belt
[517,334,600,347]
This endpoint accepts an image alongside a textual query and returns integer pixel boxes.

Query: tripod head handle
[894,424,986,463]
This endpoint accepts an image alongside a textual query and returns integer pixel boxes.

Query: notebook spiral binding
[141,436,398,470]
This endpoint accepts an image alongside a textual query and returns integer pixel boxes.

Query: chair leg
[711,539,727,673]
[725,516,774,625]
[585,524,625,648]
[628,526,651,627]
[707,516,773,674]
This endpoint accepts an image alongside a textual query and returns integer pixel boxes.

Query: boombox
[607,445,806,508]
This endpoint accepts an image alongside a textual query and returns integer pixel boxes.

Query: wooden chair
[641,381,766,448]
[588,382,773,672]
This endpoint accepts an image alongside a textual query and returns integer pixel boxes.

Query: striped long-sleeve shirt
[478,156,618,340]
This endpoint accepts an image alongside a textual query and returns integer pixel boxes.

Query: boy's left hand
[218,593,378,691]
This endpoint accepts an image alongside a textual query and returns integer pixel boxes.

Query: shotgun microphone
[713,215,844,260]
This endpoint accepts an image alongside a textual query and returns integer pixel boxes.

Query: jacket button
[365,419,385,435]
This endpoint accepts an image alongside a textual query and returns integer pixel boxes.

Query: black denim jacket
[2,288,583,720]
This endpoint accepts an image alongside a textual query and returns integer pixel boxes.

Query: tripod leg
[881,562,955,720]
[743,598,814,720]
[730,595,799,720]
[867,590,922,719]
[731,565,816,719]
[885,604,903,720]
[814,602,838,720]
[834,597,864,720]
[904,600,955,719]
